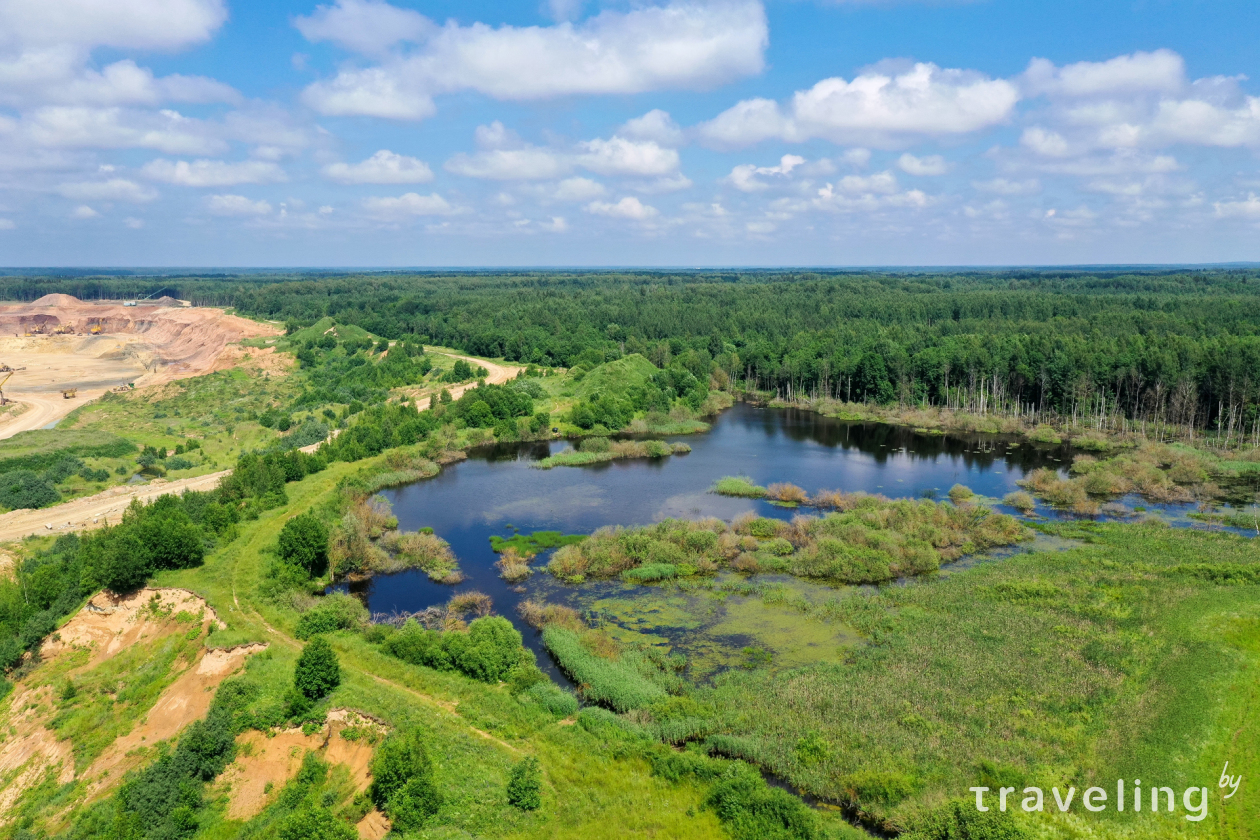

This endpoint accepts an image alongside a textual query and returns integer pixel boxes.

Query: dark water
[335,402,1071,677]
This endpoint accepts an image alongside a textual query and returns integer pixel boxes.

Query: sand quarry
[0,294,278,439]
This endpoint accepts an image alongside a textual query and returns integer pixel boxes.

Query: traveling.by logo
[970,763,1243,822]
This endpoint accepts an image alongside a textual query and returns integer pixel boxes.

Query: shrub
[705,767,817,840]
[279,513,330,576]
[506,757,542,810]
[900,799,1027,840]
[278,807,356,840]
[294,637,341,700]
[370,730,441,825]
[382,616,524,683]
[295,594,368,639]
[711,476,767,498]
[1002,491,1035,513]
[0,470,60,510]
[948,484,975,502]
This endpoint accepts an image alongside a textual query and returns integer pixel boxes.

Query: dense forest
[6,269,1260,441]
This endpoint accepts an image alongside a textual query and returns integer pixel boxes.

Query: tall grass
[534,440,689,469]
[542,627,667,712]
[547,498,1026,585]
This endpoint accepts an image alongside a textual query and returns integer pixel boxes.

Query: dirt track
[0,470,229,543]
[412,351,522,408]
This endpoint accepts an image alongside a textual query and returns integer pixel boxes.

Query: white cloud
[57,178,157,202]
[446,147,570,181]
[973,177,1040,195]
[897,152,949,175]
[445,122,682,181]
[576,136,679,176]
[322,149,433,184]
[1214,194,1260,219]
[70,204,97,218]
[618,109,684,146]
[142,158,287,187]
[0,218,13,229]
[205,194,272,216]
[1020,126,1071,157]
[0,56,238,108]
[726,154,805,191]
[0,0,227,51]
[551,177,606,202]
[301,1,767,120]
[123,216,144,228]
[23,106,226,154]
[1022,50,1185,98]
[700,61,1018,148]
[361,191,456,217]
[631,173,694,193]
[585,196,658,220]
[293,0,432,56]
[539,215,568,232]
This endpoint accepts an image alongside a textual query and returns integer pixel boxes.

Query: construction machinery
[61,388,76,399]
[54,323,75,335]
[0,370,14,405]
[90,324,102,334]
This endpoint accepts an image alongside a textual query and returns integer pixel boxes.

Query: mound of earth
[217,709,388,823]
[0,589,265,820]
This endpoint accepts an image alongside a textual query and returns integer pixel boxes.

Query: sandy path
[410,351,522,409]
[0,390,106,440]
[0,470,228,543]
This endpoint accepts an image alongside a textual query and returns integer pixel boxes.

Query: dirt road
[0,470,229,543]
[0,391,107,441]
[412,351,522,408]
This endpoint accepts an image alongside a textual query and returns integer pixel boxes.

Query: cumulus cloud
[322,149,433,184]
[1214,194,1260,219]
[142,158,287,187]
[618,109,684,146]
[699,62,1018,148]
[1022,50,1186,98]
[361,191,456,217]
[293,0,432,56]
[445,121,682,181]
[551,177,606,202]
[22,106,227,154]
[205,194,272,215]
[897,152,949,175]
[973,177,1040,195]
[0,0,227,51]
[585,196,658,220]
[56,177,157,202]
[70,204,97,218]
[726,154,805,191]
[300,1,767,120]
[0,218,14,229]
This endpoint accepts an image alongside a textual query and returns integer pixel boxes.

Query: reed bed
[547,498,1026,585]
[534,439,690,469]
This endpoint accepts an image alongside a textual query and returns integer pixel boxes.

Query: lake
[335,402,1080,682]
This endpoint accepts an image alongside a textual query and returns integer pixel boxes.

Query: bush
[901,799,1027,840]
[506,757,542,810]
[705,767,817,840]
[0,470,60,510]
[523,681,579,717]
[381,616,524,683]
[371,730,441,828]
[294,637,341,700]
[295,594,368,639]
[278,806,357,840]
[279,512,329,576]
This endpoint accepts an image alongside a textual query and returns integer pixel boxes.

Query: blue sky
[2,0,1260,266]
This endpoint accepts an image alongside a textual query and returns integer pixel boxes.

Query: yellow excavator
[0,365,27,405]
[61,388,76,399]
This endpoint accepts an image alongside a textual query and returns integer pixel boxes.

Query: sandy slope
[0,470,229,543]
[410,351,522,409]
[0,295,278,440]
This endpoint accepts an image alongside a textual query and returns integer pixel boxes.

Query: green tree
[506,756,542,810]
[465,400,494,427]
[294,636,341,700]
[370,730,441,825]
[279,512,329,576]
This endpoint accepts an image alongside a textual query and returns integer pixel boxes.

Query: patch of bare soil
[0,295,279,440]
[0,589,260,821]
[357,809,391,839]
[218,709,387,822]
[0,687,75,820]
[79,643,268,800]
[40,588,218,669]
